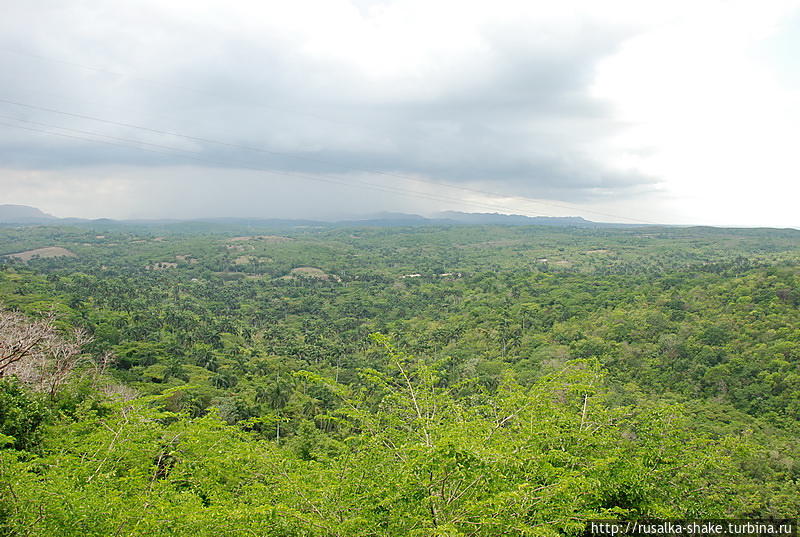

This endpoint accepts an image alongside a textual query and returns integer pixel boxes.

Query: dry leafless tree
[0,308,95,397]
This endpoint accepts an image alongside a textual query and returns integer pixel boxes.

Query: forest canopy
[1,222,798,535]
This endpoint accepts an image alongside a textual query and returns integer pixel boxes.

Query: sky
[1,0,799,227]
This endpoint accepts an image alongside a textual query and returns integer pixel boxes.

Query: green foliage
[0,222,799,533]
[0,378,49,451]
[0,353,778,536]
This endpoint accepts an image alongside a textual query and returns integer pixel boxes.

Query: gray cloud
[0,1,658,216]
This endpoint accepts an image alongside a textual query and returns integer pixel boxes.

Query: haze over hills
[0,205,602,227]
[4,205,797,231]
[0,204,57,223]
[436,211,595,226]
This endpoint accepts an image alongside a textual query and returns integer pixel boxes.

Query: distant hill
[0,205,628,228]
[436,211,595,226]
[0,204,57,223]
[336,211,612,227]
[337,212,433,226]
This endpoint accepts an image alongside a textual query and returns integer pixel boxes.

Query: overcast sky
[1,0,799,226]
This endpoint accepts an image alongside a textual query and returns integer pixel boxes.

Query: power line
[0,48,367,129]
[0,49,657,224]
[0,114,535,213]
[0,97,658,225]
[0,118,567,217]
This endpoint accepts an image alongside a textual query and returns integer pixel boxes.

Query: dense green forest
[1,222,799,536]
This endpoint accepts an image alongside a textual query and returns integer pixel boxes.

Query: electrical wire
[0,97,658,225]
[1,118,575,217]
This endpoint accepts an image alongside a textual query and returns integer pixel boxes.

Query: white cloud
[592,0,800,226]
[1,0,799,226]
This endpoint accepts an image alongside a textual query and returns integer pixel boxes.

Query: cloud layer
[1,1,798,225]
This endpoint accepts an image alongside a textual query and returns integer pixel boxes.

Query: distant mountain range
[333,211,600,227]
[0,205,57,223]
[0,204,619,228]
[436,211,594,226]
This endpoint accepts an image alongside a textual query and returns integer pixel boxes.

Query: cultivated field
[5,246,77,261]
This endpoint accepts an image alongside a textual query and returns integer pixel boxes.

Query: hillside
[0,206,618,228]
[0,222,799,535]
[0,204,56,223]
